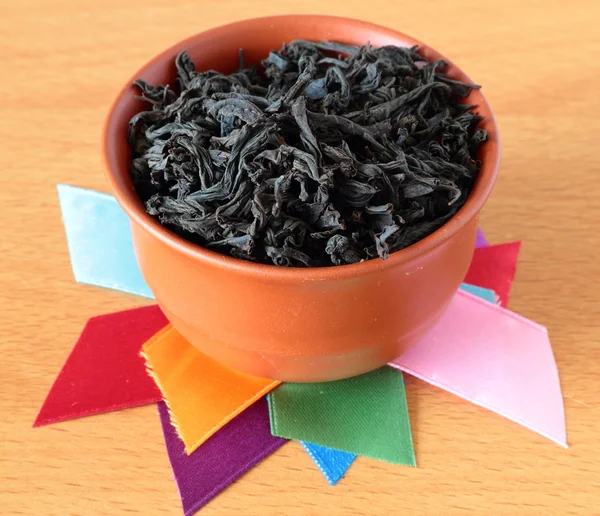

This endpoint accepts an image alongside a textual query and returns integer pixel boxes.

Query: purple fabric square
[158,399,287,515]
[476,228,488,248]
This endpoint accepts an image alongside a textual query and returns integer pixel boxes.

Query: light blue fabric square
[57,184,154,299]
[459,283,497,304]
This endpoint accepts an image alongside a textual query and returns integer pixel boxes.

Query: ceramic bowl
[103,15,500,382]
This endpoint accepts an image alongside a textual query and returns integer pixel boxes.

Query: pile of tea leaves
[129,41,486,267]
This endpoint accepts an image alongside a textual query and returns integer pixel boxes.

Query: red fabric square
[34,305,168,426]
[464,242,522,307]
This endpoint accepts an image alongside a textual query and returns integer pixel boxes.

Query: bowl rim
[103,14,500,282]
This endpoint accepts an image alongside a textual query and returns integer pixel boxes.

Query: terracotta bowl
[103,15,500,382]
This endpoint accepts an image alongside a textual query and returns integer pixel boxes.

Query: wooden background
[1,1,599,514]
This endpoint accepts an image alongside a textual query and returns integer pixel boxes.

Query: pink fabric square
[390,290,566,447]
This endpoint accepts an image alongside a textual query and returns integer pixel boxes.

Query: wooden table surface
[2,1,599,514]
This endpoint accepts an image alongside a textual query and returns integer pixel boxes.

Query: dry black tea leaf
[129,41,487,267]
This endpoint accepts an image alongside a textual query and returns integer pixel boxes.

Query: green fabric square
[268,367,415,465]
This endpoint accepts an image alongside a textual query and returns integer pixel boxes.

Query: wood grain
[1,1,599,514]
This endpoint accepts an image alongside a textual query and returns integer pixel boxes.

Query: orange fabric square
[142,325,281,454]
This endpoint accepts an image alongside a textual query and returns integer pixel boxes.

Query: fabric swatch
[269,367,415,465]
[390,289,566,447]
[143,326,281,454]
[34,305,167,426]
[300,442,357,486]
[464,241,521,307]
[475,228,488,248]
[158,399,286,516]
[459,283,498,304]
[57,184,154,298]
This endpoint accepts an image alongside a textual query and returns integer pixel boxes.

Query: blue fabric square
[300,441,356,486]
